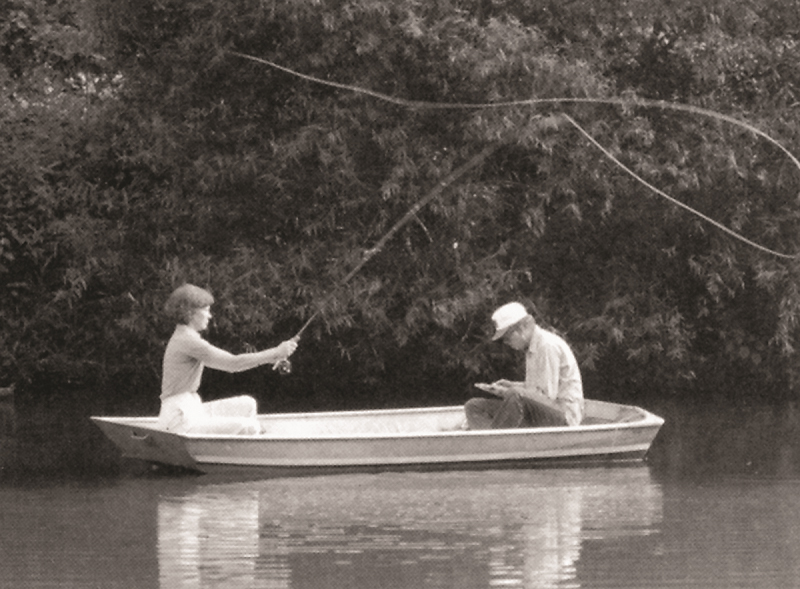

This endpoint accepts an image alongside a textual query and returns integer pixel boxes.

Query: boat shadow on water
[0,387,16,469]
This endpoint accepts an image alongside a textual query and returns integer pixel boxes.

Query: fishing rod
[274,144,498,374]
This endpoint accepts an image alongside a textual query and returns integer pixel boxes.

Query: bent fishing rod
[274,144,498,374]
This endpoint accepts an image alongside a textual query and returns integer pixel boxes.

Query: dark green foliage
[3,0,800,408]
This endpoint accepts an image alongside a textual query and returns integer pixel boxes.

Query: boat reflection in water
[158,467,662,588]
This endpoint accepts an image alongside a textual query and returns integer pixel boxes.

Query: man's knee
[464,397,497,429]
[464,397,484,413]
[491,393,528,429]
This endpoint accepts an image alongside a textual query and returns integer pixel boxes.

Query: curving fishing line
[560,114,797,259]
[230,50,800,260]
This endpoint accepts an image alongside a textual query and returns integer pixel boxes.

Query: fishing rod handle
[275,333,302,375]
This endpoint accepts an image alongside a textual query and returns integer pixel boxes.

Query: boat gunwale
[90,406,664,443]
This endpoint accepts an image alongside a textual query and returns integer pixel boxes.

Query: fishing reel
[275,333,302,375]
[275,358,293,375]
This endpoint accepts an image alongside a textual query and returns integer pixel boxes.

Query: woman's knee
[236,395,257,414]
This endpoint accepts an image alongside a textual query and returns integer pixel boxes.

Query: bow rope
[230,51,800,259]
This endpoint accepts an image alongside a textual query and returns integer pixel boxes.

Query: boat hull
[91,400,663,476]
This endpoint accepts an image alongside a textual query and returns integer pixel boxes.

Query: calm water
[2,393,800,588]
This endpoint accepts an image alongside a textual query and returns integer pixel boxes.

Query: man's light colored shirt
[525,325,584,425]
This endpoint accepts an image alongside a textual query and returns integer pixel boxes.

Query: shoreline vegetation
[2,0,800,417]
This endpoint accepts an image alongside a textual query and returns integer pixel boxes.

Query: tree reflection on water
[0,388,16,468]
[157,468,662,589]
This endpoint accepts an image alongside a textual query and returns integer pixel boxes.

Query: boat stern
[91,417,198,470]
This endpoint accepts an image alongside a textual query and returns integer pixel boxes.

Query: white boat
[91,399,664,476]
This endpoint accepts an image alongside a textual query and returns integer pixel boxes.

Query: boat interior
[255,400,650,438]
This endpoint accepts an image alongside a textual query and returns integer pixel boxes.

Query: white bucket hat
[491,302,529,340]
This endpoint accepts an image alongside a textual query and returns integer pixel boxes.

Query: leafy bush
[3,0,800,409]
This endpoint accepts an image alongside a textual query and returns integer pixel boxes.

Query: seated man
[465,302,583,429]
